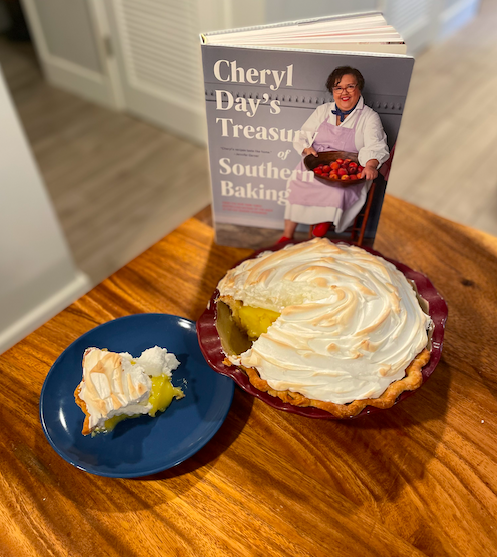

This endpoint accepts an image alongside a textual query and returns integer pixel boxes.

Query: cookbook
[200,12,414,248]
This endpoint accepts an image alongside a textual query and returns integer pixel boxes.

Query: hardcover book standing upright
[200,12,414,248]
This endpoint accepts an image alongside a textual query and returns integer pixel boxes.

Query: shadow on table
[40,387,252,512]
[312,355,453,507]
[140,387,252,483]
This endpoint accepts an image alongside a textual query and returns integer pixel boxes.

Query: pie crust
[74,384,92,435]
[223,348,430,418]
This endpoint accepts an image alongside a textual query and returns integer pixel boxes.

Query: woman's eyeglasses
[332,84,357,94]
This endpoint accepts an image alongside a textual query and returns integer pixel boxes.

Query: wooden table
[1,196,497,557]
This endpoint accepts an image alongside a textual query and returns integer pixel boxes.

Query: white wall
[0,66,90,354]
[227,0,266,28]
[437,0,481,41]
[265,0,378,24]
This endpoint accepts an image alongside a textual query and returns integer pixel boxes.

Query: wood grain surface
[1,195,497,557]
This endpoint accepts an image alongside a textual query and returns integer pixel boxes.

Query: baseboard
[438,0,480,41]
[44,55,118,110]
[0,270,92,355]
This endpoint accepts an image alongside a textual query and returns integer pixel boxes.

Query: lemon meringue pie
[216,238,431,418]
[74,346,184,436]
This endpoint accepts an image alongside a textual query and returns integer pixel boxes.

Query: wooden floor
[0,0,496,286]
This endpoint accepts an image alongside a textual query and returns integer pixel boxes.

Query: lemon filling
[98,374,183,434]
[148,375,184,417]
[103,413,136,432]
[232,304,280,340]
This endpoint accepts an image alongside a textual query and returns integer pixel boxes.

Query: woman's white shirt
[293,97,389,168]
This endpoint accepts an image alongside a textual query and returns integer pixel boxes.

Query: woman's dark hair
[326,66,365,93]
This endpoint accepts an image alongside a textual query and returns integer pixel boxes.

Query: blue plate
[40,314,235,478]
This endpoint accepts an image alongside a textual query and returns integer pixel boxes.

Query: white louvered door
[104,0,210,144]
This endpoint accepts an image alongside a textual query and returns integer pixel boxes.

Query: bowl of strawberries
[303,150,367,187]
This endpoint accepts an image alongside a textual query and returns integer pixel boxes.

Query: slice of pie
[216,238,432,418]
[74,346,184,435]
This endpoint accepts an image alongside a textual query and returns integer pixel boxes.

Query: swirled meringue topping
[217,238,431,404]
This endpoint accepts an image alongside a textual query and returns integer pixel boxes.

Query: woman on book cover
[280,66,389,241]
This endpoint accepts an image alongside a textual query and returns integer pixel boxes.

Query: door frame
[20,0,122,109]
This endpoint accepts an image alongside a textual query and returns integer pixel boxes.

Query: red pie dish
[196,241,448,419]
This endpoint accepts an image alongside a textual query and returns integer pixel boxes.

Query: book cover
[201,38,414,248]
